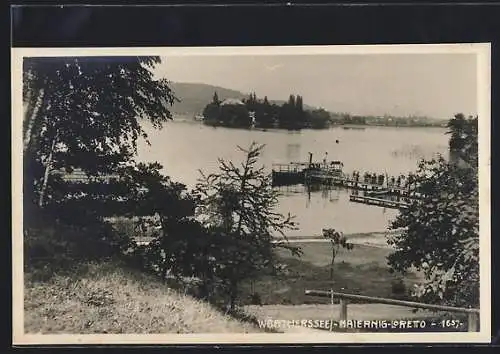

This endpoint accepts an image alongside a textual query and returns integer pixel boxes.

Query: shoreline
[135,230,401,249]
[170,118,446,130]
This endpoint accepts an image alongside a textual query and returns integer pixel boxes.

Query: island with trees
[200,91,447,130]
[202,91,335,130]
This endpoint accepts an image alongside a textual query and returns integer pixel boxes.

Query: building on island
[220,98,245,106]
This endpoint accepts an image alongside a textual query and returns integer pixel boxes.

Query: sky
[153,53,477,119]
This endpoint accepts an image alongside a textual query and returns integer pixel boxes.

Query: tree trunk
[199,278,209,301]
[330,253,335,281]
[330,244,336,282]
[38,132,58,208]
[229,280,238,311]
[23,88,45,154]
[161,265,168,283]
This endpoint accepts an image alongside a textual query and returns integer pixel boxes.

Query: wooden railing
[305,289,480,332]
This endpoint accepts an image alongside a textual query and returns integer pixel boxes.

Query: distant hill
[167,82,317,119]
[165,82,447,127]
[168,82,246,118]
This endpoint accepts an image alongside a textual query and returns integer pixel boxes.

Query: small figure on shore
[364,172,370,184]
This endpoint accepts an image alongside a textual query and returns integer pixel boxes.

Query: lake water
[137,121,449,237]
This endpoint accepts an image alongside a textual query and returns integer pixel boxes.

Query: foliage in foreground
[193,143,302,309]
[23,56,175,211]
[22,56,175,262]
[22,56,304,318]
[104,144,303,311]
[322,228,354,282]
[388,114,479,307]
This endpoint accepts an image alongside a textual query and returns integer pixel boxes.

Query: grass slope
[24,261,262,334]
[239,242,423,306]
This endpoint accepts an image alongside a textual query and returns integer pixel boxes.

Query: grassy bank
[24,261,263,334]
[239,242,423,306]
[238,242,472,333]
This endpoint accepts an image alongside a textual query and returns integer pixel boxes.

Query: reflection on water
[286,143,302,162]
[274,184,399,237]
[138,121,448,236]
[277,184,341,209]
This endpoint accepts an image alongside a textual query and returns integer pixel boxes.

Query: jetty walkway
[271,158,421,210]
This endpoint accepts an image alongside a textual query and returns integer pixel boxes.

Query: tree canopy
[23,56,176,210]
[202,91,332,130]
[446,113,478,167]
[23,56,179,268]
[387,114,479,307]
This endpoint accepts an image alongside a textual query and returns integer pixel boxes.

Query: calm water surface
[137,121,448,237]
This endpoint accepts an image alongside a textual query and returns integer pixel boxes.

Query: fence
[305,289,480,332]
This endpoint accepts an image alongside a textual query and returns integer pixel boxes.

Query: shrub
[24,207,134,279]
[391,277,407,296]
[249,292,262,306]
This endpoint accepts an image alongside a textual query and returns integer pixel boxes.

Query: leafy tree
[23,56,176,211]
[446,114,478,166]
[322,228,354,282]
[306,108,332,129]
[279,101,297,129]
[22,56,177,267]
[387,114,479,307]
[114,162,210,279]
[219,103,251,128]
[203,91,332,130]
[212,91,220,105]
[295,95,303,112]
[245,92,258,113]
[202,102,221,123]
[194,143,302,309]
[446,113,467,151]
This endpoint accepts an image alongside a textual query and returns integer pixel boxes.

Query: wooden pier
[271,154,418,199]
[271,156,344,187]
[271,163,307,186]
[273,169,416,196]
[349,194,410,210]
[305,173,413,196]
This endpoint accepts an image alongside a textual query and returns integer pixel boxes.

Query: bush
[249,292,262,306]
[24,208,134,279]
[391,277,407,296]
[110,218,138,238]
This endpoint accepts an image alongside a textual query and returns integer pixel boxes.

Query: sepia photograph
[12,44,491,344]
